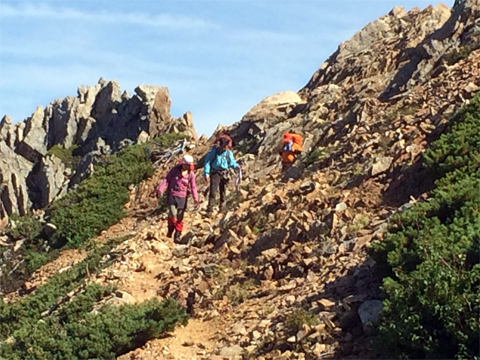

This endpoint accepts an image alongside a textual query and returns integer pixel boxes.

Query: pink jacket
[157,165,199,203]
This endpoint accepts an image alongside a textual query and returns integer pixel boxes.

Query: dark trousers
[208,171,228,210]
[282,161,294,172]
[167,195,186,232]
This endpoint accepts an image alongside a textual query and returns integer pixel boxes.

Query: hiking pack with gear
[157,154,199,242]
[203,134,240,215]
[280,132,303,171]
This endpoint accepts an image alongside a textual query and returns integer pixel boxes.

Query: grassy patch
[0,233,188,360]
[348,214,370,233]
[285,308,318,333]
[304,147,326,167]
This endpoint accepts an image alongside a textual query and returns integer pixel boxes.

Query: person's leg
[281,161,293,173]
[174,197,187,242]
[166,195,178,238]
[207,172,221,213]
[219,176,227,213]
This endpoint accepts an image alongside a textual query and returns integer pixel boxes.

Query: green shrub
[0,236,131,338]
[24,248,49,273]
[47,144,80,169]
[4,213,43,241]
[49,144,154,247]
[371,93,480,359]
[0,282,188,360]
[150,132,189,148]
[304,147,326,167]
[285,308,318,333]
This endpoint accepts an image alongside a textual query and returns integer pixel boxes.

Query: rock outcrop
[222,1,479,177]
[0,78,197,217]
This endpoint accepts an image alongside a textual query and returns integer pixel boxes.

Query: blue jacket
[204,147,239,177]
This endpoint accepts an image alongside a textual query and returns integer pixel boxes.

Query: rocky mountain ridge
[224,1,479,177]
[0,79,197,218]
[1,1,479,359]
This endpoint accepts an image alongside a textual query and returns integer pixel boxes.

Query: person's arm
[204,149,215,178]
[157,168,173,194]
[227,150,239,169]
[189,172,199,205]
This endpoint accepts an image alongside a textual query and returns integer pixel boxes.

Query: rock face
[220,1,480,177]
[0,78,197,217]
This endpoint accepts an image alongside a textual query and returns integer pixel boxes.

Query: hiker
[279,132,303,172]
[204,135,240,215]
[156,154,199,241]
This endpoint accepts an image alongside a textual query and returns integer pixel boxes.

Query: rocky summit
[0,79,197,217]
[1,1,479,360]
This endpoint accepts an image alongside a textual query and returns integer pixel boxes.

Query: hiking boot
[219,203,226,213]
[167,224,175,238]
[203,207,213,217]
[174,231,182,243]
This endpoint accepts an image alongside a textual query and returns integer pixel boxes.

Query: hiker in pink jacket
[157,155,199,242]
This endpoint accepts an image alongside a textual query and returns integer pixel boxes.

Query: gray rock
[219,345,244,357]
[358,300,383,324]
[33,155,71,208]
[0,141,33,215]
[172,245,189,258]
[370,156,393,176]
[335,202,348,212]
[16,106,48,162]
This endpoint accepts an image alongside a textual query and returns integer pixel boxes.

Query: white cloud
[0,2,218,30]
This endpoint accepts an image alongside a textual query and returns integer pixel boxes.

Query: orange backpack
[283,132,303,152]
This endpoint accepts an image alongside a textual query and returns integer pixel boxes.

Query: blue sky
[0,0,441,136]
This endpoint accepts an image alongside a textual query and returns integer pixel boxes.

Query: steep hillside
[1,1,479,360]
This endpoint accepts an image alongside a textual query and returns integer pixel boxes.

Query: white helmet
[182,154,194,165]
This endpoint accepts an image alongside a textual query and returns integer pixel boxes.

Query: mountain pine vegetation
[372,93,480,359]
[0,236,189,359]
[49,143,155,247]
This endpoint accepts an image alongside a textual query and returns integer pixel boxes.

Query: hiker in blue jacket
[204,136,240,215]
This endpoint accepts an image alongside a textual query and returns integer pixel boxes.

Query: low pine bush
[150,132,190,148]
[49,144,155,246]
[0,237,127,337]
[47,144,80,169]
[0,284,188,360]
[371,94,480,359]
[0,234,188,360]
[4,213,43,241]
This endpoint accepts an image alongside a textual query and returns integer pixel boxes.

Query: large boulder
[242,91,303,123]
